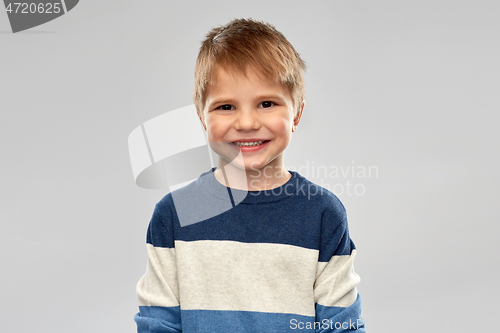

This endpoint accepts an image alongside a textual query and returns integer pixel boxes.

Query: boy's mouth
[231,140,269,147]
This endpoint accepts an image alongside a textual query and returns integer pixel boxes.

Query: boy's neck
[213,163,291,191]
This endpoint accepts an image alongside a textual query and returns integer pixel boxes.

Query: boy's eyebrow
[209,94,287,106]
[207,97,237,107]
[253,94,287,101]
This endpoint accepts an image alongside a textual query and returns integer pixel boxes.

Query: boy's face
[199,66,304,172]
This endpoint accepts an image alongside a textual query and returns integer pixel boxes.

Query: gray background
[1,0,499,332]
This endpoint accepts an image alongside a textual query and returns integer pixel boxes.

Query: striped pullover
[134,167,365,332]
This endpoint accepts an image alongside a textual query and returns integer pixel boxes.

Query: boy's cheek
[271,118,294,133]
[205,120,229,139]
[208,141,240,161]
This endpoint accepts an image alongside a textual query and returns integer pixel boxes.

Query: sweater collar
[197,167,305,204]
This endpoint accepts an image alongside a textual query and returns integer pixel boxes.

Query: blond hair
[193,18,306,118]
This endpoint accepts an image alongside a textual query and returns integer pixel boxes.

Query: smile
[232,140,269,147]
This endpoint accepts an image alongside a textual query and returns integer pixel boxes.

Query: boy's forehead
[209,68,293,100]
[207,73,289,101]
[210,64,277,87]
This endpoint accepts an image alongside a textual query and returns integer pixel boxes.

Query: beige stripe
[314,249,360,308]
[137,242,361,313]
[175,240,319,316]
[137,244,179,307]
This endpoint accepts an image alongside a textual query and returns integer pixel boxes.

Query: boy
[134,18,365,332]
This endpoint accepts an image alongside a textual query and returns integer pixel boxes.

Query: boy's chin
[218,158,262,172]
[220,160,277,174]
[220,160,254,171]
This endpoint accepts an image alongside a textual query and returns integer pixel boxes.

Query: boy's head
[193,18,306,120]
[194,18,306,177]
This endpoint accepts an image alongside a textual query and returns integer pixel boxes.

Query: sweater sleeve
[314,198,365,332]
[134,202,182,333]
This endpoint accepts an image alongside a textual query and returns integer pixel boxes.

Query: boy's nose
[234,110,261,131]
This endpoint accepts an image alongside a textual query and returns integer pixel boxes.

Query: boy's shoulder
[298,174,354,257]
[293,171,347,218]
[155,167,218,207]
[154,168,247,227]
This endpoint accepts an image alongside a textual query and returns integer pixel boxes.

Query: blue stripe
[135,306,181,333]
[181,309,315,333]
[315,294,365,332]
[147,168,354,261]
[136,301,365,333]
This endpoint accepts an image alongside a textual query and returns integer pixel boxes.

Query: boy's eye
[259,101,274,108]
[216,104,234,111]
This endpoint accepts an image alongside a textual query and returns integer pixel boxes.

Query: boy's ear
[292,100,305,132]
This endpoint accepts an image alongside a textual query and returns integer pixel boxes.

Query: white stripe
[137,244,179,307]
[314,249,360,308]
[137,242,361,313]
[175,240,319,316]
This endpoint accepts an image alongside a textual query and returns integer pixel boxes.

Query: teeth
[234,140,265,147]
